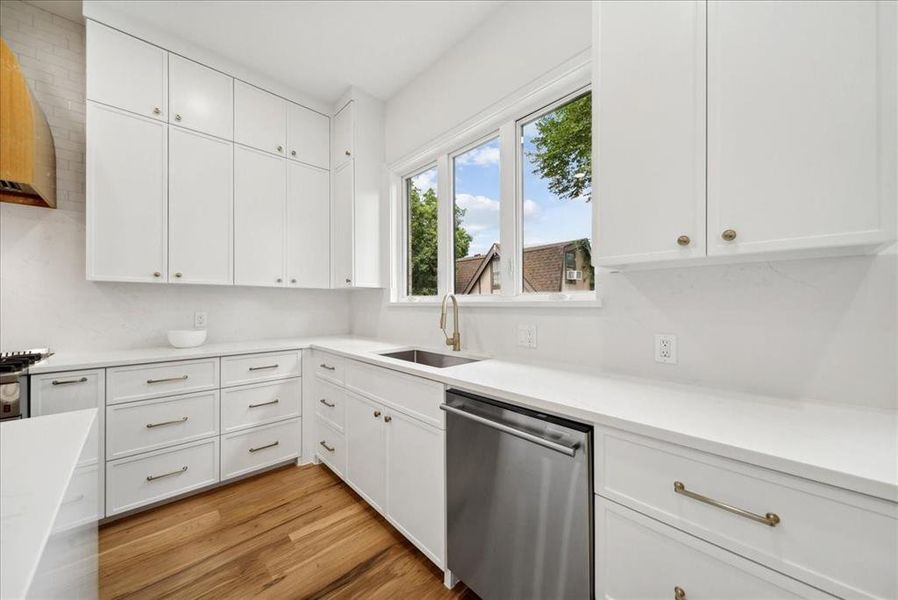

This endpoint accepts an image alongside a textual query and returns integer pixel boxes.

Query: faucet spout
[440,294,461,352]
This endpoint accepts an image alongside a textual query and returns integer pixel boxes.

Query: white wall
[354,0,898,410]
[0,0,351,352]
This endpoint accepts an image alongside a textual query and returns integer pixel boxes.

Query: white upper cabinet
[707,0,896,257]
[87,103,167,282]
[287,103,330,169]
[234,145,286,287]
[594,0,706,266]
[332,161,354,288]
[234,81,287,156]
[333,101,354,169]
[169,55,234,140]
[286,162,330,288]
[86,20,167,120]
[169,127,234,285]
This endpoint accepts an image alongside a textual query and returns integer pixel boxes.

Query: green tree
[408,184,471,296]
[528,93,592,201]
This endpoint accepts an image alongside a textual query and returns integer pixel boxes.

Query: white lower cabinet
[221,418,301,481]
[384,408,445,566]
[596,497,831,599]
[344,392,386,511]
[316,416,346,477]
[106,437,219,516]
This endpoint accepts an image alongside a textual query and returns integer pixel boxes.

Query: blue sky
[411,114,591,258]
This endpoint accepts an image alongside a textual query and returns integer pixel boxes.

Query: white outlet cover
[194,312,208,329]
[655,334,677,364]
[517,325,537,349]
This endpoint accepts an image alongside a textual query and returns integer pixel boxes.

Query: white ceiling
[75,1,504,103]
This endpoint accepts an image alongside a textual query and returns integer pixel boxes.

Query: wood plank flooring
[99,463,477,600]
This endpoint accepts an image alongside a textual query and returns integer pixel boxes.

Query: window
[520,92,594,293]
[406,166,439,296]
[453,137,500,295]
[394,80,595,305]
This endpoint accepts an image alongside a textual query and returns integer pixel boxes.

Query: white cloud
[410,168,437,194]
[523,199,541,218]
[455,144,500,167]
[455,193,499,212]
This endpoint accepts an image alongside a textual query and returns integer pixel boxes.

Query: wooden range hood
[0,37,56,208]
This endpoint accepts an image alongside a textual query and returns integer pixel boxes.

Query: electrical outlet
[194,312,208,329]
[517,325,537,349]
[655,334,677,364]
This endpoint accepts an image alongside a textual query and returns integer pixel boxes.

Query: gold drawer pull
[249,399,279,408]
[146,416,189,428]
[248,364,279,371]
[674,586,686,600]
[146,466,188,481]
[319,440,335,452]
[319,398,336,408]
[249,441,279,453]
[673,481,780,527]
[147,375,189,384]
[319,363,336,371]
[52,377,88,385]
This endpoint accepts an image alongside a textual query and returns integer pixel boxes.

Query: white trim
[388,293,602,309]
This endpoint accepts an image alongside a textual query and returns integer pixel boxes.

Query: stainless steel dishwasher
[442,389,593,600]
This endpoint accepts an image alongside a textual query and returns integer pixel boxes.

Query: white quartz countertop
[0,409,97,599]
[27,336,898,502]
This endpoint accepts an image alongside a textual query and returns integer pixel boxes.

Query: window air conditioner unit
[566,270,582,281]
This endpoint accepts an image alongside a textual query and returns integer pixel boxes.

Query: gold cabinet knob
[175,272,182,278]
[676,235,690,247]
[153,271,161,278]
[344,150,351,156]
[674,587,686,600]
[384,415,392,423]
[373,410,381,418]
[721,229,737,241]
[152,107,161,115]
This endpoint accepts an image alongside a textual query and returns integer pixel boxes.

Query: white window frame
[390,56,600,308]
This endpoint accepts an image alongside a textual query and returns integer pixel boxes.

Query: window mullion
[436,154,452,298]
[499,120,520,297]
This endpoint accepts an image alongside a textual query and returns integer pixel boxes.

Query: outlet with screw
[655,334,677,364]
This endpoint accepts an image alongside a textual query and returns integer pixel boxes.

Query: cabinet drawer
[313,376,345,431]
[30,369,105,465]
[221,378,301,434]
[107,358,219,404]
[106,391,219,460]
[221,418,301,480]
[596,497,831,599]
[221,351,301,387]
[106,437,219,515]
[316,416,346,477]
[345,360,444,428]
[596,427,898,599]
[312,351,344,385]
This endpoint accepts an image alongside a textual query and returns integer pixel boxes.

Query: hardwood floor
[99,464,477,600]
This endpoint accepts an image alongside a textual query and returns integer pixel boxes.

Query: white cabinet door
[169,127,233,285]
[594,0,707,266]
[385,410,445,566]
[234,81,286,156]
[169,54,233,139]
[333,101,354,169]
[708,0,897,256]
[87,103,167,282]
[332,161,354,287]
[345,392,386,512]
[287,103,329,169]
[286,162,330,288]
[234,145,286,287]
[86,20,167,120]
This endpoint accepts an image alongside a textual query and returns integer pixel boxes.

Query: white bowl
[167,329,207,349]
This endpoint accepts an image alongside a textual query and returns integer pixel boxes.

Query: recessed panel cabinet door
[345,393,386,512]
[594,0,706,266]
[333,101,354,169]
[169,127,233,285]
[234,81,287,156]
[707,0,897,256]
[332,161,354,287]
[169,55,234,139]
[86,20,167,120]
[234,145,286,287]
[287,103,330,169]
[87,103,167,282]
[385,410,445,566]
[286,162,330,288]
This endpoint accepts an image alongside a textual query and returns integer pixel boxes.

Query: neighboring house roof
[454,240,580,294]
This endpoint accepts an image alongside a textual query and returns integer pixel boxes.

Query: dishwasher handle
[440,403,578,457]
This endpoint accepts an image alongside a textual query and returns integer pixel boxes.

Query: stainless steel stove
[0,349,52,421]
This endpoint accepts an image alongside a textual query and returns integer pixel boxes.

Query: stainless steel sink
[379,349,480,368]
